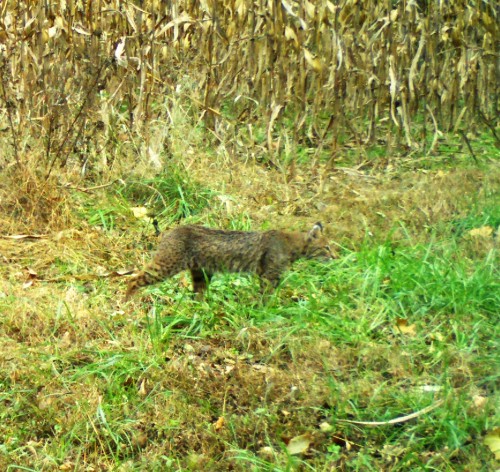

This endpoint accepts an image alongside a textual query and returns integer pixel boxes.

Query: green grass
[1,242,497,470]
[63,225,495,471]
[1,151,499,470]
[119,169,215,223]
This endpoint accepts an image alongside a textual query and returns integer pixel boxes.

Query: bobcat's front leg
[259,265,286,302]
[259,250,288,301]
[258,277,278,302]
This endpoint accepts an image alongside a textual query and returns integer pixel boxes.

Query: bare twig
[457,130,479,165]
[475,107,499,145]
[337,399,444,426]
[1,234,47,240]
[60,179,121,194]
[45,60,109,180]
[426,104,442,155]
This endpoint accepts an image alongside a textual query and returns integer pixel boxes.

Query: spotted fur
[126,223,332,299]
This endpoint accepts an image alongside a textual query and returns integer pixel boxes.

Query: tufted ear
[307,222,323,241]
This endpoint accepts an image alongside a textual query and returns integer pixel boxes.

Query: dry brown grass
[0,1,498,468]
[1,154,498,469]
[1,1,498,174]
[190,153,500,246]
[0,168,72,234]
[1,154,497,286]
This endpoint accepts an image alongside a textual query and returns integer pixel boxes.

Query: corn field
[0,0,498,173]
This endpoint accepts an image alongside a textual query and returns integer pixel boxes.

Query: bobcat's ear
[307,222,323,240]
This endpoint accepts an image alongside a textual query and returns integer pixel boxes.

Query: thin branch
[45,59,110,180]
[337,399,444,426]
[458,130,479,165]
[59,179,120,194]
[476,107,499,144]
[426,104,442,155]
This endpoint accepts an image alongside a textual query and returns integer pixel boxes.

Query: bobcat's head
[304,222,335,260]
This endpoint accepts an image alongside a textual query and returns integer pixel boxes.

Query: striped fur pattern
[126,222,332,299]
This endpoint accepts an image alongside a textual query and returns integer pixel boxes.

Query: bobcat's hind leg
[259,257,286,302]
[259,276,279,299]
[257,271,282,304]
[191,269,212,298]
[125,258,185,300]
[126,270,158,300]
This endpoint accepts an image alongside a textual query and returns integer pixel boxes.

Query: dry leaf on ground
[472,395,487,409]
[396,319,417,336]
[319,421,334,432]
[131,207,149,219]
[484,428,500,460]
[287,433,312,455]
[214,416,225,431]
[467,226,493,238]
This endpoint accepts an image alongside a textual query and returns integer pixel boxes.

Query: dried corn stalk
[0,0,497,171]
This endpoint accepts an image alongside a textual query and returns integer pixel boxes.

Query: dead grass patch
[0,168,77,234]
[190,155,499,248]
[0,155,498,470]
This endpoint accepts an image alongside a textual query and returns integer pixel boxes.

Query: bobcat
[125,222,333,300]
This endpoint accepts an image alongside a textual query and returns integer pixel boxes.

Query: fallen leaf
[381,444,406,458]
[138,379,147,397]
[472,395,487,409]
[467,226,493,238]
[110,310,125,317]
[258,446,275,458]
[214,416,225,431]
[38,395,55,410]
[484,428,500,460]
[59,462,74,471]
[26,267,37,277]
[131,206,150,219]
[430,332,445,341]
[319,421,334,432]
[396,319,417,336]
[287,433,312,455]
